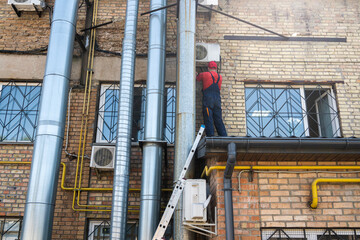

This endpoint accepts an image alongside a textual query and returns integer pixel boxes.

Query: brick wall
[208,157,360,240]
[196,0,360,137]
[1,0,360,238]
[0,145,32,217]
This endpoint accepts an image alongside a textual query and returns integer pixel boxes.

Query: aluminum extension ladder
[152,125,205,240]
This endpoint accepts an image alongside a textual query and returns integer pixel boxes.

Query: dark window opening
[97,83,176,144]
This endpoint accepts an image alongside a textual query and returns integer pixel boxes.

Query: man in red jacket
[196,61,227,137]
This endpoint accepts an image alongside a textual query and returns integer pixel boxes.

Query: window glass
[0,82,41,142]
[246,86,304,137]
[97,84,176,144]
[245,85,340,138]
[88,221,137,240]
[0,219,22,240]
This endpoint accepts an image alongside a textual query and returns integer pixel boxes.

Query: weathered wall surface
[0,0,359,239]
[209,158,360,240]
[196,0,360,137]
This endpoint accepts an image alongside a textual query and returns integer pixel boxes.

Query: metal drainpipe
[21,1,80,239]
[138,0,167,238]
[223,143,236,240]
[110,0,139,239]
[174,0,197,239]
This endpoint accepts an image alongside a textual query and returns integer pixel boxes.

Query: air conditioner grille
[196,44,208,61]
[94,148,113,167]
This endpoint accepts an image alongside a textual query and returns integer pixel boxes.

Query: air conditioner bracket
[183,207,218,237]
[11,3,42,18]
[33,3,42,17]
[11,4,21,17]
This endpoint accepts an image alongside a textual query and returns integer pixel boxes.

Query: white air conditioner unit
[196,42,220,62]
[197,0,218,12]
[183,179,211,222]
[90,146,115,170]
[8,0,45,11]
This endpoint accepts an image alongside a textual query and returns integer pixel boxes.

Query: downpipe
[223,143,236,240]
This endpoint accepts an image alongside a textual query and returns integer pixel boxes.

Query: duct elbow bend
[224,142,236,179]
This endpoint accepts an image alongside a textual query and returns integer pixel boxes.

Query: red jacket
[196,71,222,91]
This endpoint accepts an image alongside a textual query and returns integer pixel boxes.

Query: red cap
[208,61,217,69]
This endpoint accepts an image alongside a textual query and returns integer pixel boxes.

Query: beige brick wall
[196,0,360,137]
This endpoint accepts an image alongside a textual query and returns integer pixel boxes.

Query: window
[262,228,360,240]
[0,218,22,240]
[97,83,176,144]
[88,220,137,240]
[0,82,41,142]
[245,84,340,138]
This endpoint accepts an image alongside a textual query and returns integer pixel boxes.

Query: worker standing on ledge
[196,61,227,137]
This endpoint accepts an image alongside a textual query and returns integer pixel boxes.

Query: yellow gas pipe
[201,165,360,178]
[0,161,31,165]
[309,178,360,209]
[2,161,360,211]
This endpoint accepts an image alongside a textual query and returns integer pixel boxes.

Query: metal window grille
[0,82,41,142]
[87,220,138,240]
[0,218,22,240]
[97,83,176,144]
[245,84,341,138]
[262,228,360,240]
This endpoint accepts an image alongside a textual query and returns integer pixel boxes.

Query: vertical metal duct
[224,143,236,240]
[21,0,79,239]
[174,0,197,239]
[138,0,167,238]
[110,0,139,239]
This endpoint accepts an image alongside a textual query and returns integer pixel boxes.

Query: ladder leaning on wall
[152,125,205,240]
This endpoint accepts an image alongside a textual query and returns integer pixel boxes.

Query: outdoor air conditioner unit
[183,179,211,222]
[196,43,220,62]
[90,146,115,170]
[8,0,46,11]
[197,0,218,12]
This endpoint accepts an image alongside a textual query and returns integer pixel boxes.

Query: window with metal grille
[262,228,360,240]
[96,83,176,144]
[245,84,340,138]
[0,218,22,239]
[0,82,41,142]
[87,220,137,240]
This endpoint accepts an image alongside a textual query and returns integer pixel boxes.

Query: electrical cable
[0,46,48,54]
[78,0,85,9]
[94,41,121,56]
[64,87,90,160]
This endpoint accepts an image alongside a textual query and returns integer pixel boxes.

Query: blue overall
[202,72,227,137]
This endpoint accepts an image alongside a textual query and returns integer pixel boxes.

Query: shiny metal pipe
[138,0,167,238]
[174,0,197,239]
[110,0,139,239]
[21,1,79,239]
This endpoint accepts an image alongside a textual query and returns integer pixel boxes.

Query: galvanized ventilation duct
[110,0,139,239]
[174,0,197,239]
[21,0,80,239]
[138,0,167,238]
